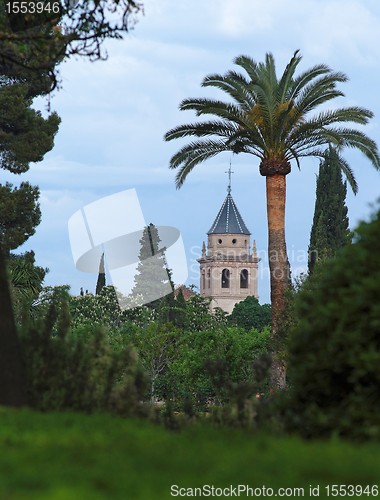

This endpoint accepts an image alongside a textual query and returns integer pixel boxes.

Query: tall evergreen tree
[308,148,351,274]
[95,253,106,295]
[131,223,172,308]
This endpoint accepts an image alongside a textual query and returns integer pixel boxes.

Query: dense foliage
[285,207,380,440]
[21,288,149,417]
[0,79,60,256]
[0,183,41,254]
[13,284,271,422]
[8,251,47,324]
[229,296,271,331]
[0,82,60,174]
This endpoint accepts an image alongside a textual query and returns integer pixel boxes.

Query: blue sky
[10,0,380,304]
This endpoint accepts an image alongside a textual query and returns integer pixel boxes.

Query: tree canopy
[0,82,60,174]
[229,296,271,332]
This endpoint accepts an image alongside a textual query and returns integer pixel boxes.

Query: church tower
[198,170,260,314]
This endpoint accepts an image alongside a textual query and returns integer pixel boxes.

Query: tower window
[240,269,249,289]
[207,268,211,288]
[221,268,230,288]
[202,270,205,290]
[232,238,237,244]
[218,239,222,244]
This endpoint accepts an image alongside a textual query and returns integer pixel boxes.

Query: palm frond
[171,139,228,188]
[169,138,228,170]
[278,50,302,101]
[326,149,359,194]
[325,128,380,169]
[233,54,260,82]
[164,120,238,141]
[296,77,347,113]
[179,98,245,123]
[289,64,344,101]
[202,72,254,109]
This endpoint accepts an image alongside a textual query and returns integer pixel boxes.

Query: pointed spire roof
[208,193,251,235]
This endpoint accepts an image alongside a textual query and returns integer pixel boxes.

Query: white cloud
[217,0,274,37]
[216,0,380,67]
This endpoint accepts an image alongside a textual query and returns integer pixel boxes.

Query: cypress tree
[308,148,351,274]
[131,224,172,309]
[96,253,106,295]
[176,287,187,310]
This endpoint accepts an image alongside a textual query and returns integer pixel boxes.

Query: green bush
[285,208,380,440]
[159,326,270,410]
[20,289,150,417]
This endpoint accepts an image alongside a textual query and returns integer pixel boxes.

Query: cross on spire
[225,161,234,195]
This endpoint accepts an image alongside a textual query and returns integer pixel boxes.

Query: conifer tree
[176,287,187,310]
[173,287,187,328]
[131,224,172,308]
[308,148,351,274]
[96,253,106,295]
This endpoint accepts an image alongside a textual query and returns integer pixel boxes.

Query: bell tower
[198,168,260,314]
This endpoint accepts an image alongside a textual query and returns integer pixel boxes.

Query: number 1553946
[6,2,61,14]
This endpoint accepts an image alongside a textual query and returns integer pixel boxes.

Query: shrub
[20,289,150,417]
[285,208,380,440]
[160,326,270,410]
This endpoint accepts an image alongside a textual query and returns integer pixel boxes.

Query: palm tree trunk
[0,248,27,406]
[266,174,288,388]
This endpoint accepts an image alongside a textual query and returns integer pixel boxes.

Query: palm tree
[164,51,380,387]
